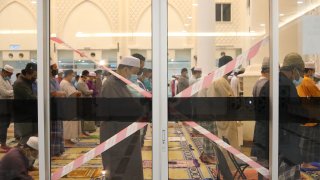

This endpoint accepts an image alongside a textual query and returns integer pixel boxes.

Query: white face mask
[292,69,303,87]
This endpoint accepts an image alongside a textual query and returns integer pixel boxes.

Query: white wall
[0,2,37,50]
[61,1,114,50]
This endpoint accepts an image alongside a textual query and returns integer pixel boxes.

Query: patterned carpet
[0,123,319,179]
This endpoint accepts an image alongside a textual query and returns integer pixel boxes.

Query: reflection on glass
[0,0,39,179]
[49,0,152,180]
[168,0,270,179]
[278,0,320,179]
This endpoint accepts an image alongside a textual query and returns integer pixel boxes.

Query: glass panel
[168,0,270,179]
[222,4,231,22]
[0,0,39,179]
[49,0,152,180]
[216,4,222,22]
[278,0,320,179]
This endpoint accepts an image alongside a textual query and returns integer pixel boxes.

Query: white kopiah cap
[119,56,140,68]
[305,61,315,69]
[26,136,39,150]
[194,67,202,72]
[3,64,14,73]
[89,72,96,77]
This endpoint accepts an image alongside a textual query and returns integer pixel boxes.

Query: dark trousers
[0,117,10,145]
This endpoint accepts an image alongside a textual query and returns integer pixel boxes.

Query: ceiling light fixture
[187,16,192,19]
[192,3,198,7]
[75,31,266,37]
[279,13,285,17]
[184,24,190,26]
[297,1,304,4]
[260,24,266,27]
[31,0,37,4]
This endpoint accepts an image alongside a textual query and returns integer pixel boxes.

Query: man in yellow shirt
[296,61,320,171]
[297,62,320,97]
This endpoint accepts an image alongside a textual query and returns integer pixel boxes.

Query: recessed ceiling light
[171,59,175,62]
[280,13,285,17]
[31,0,37,4]
[297,1,304,4]
[260,24,266,27]
[187,16,192,19]
[184,24,190,26]
[192,3,198,7]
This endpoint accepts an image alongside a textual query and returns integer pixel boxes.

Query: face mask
[3,76,10,81]
[292,69,303,86]
[143,78,152,90]
[129,74,138,83]
[51,69,58,76]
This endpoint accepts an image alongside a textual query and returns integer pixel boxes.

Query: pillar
[195,0,216,75]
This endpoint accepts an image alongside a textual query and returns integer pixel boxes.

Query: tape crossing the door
[184,121,270,179]
[50,37,269,179]
[174,37,269,98]
[51,37,152,98]
[51,121,148,180]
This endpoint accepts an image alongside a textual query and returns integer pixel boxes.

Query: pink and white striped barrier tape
[51,122,148,180]
[50,37,152,98]
[175,37,269,97]
[184,121,270,179]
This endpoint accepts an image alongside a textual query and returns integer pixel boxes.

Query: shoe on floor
[199,152,216,164]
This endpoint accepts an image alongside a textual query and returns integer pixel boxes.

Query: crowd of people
[170,52,320,179]
[0,53,153,179]
[1,51,320,179]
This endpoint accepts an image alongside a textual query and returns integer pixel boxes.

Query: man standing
[13,63,38,146]
[95,70,103,97]
[60,70,81,145]
[296,61,320,170]
[0,65,14,152]
[251,57,270,178]
[77,70,93,97]
[100,56,144,180]
[176,68,189,94]
[50,61,66,157]
[218,52,233,68]
[189,67,202,86]
[251,53,306,179]
[297,62,320,97]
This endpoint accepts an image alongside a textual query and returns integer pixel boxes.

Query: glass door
[49,0,153,180]
[167,0,271,179]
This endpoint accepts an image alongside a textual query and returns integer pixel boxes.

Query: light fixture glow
[184,24,190,26]
[260,24,266,27]
[75,31,266,38]
[0,29,36,34]
[297,1,304,4]
[31,0,37,4]
[99,60,106,66]
[192,3,198,7]
[279,13,285,17]
[187,16,192,19]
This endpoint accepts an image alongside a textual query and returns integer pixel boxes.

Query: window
[216,3,231,22]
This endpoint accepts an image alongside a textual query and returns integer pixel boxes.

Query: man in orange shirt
[297,62,320,97]
[296,61,320,171]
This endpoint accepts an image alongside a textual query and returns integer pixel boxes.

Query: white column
[37,0,51,179]
[196,0,215,75]
[118,0,130,59]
